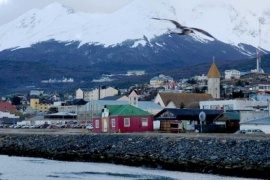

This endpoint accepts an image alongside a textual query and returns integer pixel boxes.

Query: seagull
[152,18,215,39]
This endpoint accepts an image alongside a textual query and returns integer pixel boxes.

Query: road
[0,128,270,140]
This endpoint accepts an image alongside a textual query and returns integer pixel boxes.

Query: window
[124,118,130,127]
[111,118,116,127]
[202,105,209,109]
[95,119,99,128]
[223,104,233,110]
[210,105,220,110]
[141,118,148,127]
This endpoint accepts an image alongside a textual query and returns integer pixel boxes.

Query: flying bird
[152,18,215,39]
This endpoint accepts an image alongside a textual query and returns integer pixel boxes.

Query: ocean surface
[0,155,259,180]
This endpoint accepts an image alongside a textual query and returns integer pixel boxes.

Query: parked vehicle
[234,129,265,134]
[234,129,246,134]
[86,124,93,130]
[245,129,265,134]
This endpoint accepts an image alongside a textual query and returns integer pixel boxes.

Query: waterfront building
[93,105,153,133]
[200,99,268,111]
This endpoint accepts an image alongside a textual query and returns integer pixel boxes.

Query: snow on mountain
[0,0,270,52]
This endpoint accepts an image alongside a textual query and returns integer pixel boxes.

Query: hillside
[0,1,270,96]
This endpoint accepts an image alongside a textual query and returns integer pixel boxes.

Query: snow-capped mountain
[0,0,270,52]
[0,0,270,96]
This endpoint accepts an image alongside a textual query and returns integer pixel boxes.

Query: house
[75,88,84,99]
[154,92,213,108]
[154,108,224,133]
[93,105,153,133]
[30,98,53,112]
[215,111,240,133]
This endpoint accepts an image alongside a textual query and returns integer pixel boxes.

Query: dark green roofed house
[93,105,153,133]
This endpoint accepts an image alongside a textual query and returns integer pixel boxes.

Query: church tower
[207,59,221,99]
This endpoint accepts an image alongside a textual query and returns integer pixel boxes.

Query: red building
[93,105,153,133]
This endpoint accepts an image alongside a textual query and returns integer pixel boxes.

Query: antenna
[257,18,262,73]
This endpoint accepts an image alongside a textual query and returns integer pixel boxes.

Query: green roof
[97,105,152,117]
[216,112,240,121]
[224,112,240,120]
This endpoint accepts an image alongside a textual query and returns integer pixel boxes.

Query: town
[1,55,269,135]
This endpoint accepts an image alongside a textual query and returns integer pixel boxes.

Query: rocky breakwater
[0,133,269,179]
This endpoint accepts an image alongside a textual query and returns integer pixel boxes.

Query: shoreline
[0,129,269,179]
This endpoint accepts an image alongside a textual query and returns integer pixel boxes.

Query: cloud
[0,0,10,4]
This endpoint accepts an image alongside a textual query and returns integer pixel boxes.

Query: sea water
[0,155,259,180]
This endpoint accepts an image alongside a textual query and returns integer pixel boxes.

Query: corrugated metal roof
[48,112,76,116]
[106,105,152,116]
[207,62,221,78]
[224,112,240,120]
[92,100,163,110]
[240,116,270,125]
[100,96,124,100]
[158,92,213,108]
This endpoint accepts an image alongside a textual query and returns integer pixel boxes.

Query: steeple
[207,60,221,78]
[207,60,221,99]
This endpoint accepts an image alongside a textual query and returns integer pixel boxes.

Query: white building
[224,69,241,80]
[200,99,268,111]
[0,111,20,119]
[150,74,174,88]
[76,87,119,100]
[127,70,145,75]
[254,84,270,94]
[240,116,270,134]
[193,74,208,81]
[30,90,44,96]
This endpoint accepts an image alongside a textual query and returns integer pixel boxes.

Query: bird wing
[151,18,185,29]
[190,27,215,39]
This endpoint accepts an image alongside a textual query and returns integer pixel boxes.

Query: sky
[0,0,134,26]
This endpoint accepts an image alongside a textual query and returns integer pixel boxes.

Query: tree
[11,96,21,105]
[180,102,185,109]
[232,90,244,98]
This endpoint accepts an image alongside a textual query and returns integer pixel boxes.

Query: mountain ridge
[1,0,270,51]
[0,0,270,96]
